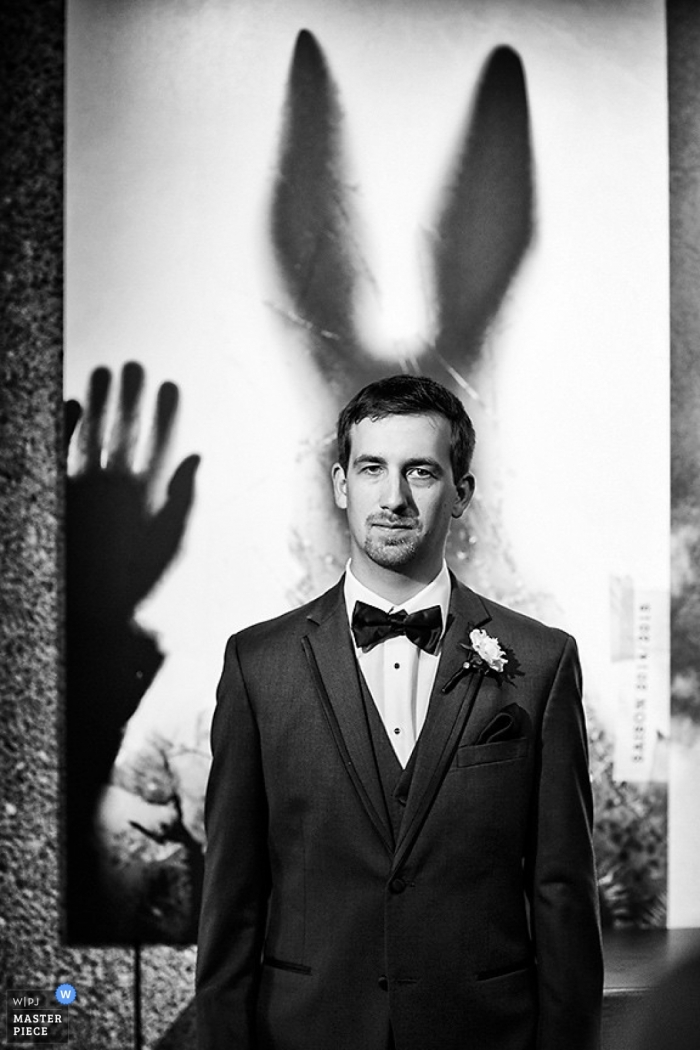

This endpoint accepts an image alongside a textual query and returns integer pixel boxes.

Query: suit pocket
[476,960,533,981]
[263,956,312,976]
[476,702,528,744]
[455,737,528,768]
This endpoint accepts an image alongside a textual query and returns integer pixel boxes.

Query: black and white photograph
[2,0,700,1048]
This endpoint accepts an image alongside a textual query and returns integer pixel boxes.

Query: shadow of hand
[64,362,200,942]
[66,361,200,623]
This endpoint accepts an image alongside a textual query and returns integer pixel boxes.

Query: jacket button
[378,975,388,991]
[389,877,406,894]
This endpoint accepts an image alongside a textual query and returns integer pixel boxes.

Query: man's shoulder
[485,594,570,640]
[453,578,574,653]
[233,580,343,652]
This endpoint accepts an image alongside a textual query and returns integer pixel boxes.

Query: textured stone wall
[668,0,700,927]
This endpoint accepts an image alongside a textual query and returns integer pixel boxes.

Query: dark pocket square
[477,703,524,745]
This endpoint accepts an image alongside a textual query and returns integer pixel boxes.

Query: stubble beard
[363,519,422,570]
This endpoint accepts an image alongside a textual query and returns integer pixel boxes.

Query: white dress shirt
[344,561,451,767]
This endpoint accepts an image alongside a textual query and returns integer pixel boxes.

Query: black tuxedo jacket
[196,576,603,1050]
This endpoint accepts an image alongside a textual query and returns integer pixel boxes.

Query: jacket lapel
[303,581,394,854]
[393,578,492,871]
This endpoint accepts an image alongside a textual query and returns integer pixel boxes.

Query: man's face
[332,412,474,585]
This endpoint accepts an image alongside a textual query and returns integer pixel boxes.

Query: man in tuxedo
[196,374,603,1050]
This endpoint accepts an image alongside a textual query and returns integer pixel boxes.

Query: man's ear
[332,462,348,510]
[452,473,475,518]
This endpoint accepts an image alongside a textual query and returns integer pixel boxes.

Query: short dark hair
[336,374,475,479]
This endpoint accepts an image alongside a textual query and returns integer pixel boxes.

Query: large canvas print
[65,0,670,944]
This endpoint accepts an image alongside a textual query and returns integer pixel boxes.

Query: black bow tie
[351,600,443,654]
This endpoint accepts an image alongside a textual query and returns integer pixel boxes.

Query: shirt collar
[343,560,451,642]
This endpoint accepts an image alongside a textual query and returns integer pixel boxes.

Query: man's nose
[380,471,410,511]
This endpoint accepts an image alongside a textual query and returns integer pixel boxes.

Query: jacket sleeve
[526,634,604,1050]
[196,634,271,1050]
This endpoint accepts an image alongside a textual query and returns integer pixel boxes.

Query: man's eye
[408,468,434,480]
[360,464,382,474]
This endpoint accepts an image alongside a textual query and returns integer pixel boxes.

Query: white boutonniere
[463,628,508,673]
[442,627,517,693]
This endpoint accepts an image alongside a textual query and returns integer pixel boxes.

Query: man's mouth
[370,518,417,531]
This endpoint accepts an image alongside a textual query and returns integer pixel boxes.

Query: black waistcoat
[358,671,419,845]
